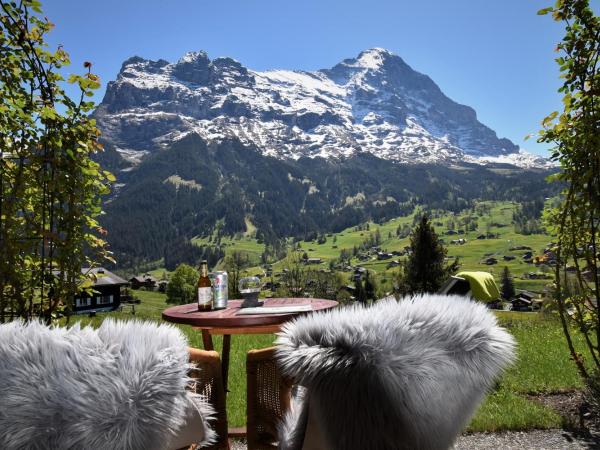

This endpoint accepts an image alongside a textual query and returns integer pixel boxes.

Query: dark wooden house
[511,291,535,311]
[129,274,158,290]
[73,268,128,314]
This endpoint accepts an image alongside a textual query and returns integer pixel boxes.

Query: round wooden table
[162,297,338,393]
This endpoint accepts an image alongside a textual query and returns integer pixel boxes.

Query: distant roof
[83,268,128,286]
[129,274,158,283]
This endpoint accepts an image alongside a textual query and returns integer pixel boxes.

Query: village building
[157,280,168,292]
[129,274,158,290]
[73,268,128,314]
[511,291,535,311]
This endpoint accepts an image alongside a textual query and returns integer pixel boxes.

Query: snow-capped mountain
[95,48,548,168]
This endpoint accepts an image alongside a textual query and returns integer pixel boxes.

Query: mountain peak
[96,48,549,169]
[177,51,209,65]
[354,47,394,69]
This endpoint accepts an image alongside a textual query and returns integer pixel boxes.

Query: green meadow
[65,291,584,431]
[182,201,554,295]
[89,200,568,430]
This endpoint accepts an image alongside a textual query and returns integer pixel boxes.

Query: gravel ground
[229,429,600,449]
[454,429,600,449]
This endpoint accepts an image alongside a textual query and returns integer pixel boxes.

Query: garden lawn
[64,291,584,430]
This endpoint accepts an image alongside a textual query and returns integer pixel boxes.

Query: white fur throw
[276,295,516,450]
[0,319,214,450]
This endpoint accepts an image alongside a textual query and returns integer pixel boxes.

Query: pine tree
[500,266,515,300]
[364,271,376,302]
[355,278,367,304]
[397,216,457,295]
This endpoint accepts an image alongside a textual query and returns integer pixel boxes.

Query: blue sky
[44,0,566,156]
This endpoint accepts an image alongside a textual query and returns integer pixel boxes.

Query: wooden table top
[162,297,338,328]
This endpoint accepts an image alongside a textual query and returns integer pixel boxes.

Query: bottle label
[198,287,212,306]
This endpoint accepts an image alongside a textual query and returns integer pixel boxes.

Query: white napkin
[236,304,313,315]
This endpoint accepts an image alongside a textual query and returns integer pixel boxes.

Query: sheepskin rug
[276,294,516,450]
[0,319,214,450]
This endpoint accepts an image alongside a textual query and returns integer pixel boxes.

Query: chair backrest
[275,294,516,450]
[246,347,293,449]
[0,320,215,450]
[186,347,230,450]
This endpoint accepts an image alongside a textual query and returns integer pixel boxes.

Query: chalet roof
[129,274,158,283]
[517,291,535,300]
[83,268,128,286]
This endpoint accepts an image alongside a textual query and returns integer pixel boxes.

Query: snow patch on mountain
[95,48,548,169]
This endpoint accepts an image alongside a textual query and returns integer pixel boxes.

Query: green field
[64,290,586,431]
[181,201,554,296]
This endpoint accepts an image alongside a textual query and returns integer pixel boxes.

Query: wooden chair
[246,347,293,450]
[185,347,230,450]
[246,296,516,450]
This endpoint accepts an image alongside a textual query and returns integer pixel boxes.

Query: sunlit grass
[181,201,554,295]
[63,290,586,430]
[468,390,561,432]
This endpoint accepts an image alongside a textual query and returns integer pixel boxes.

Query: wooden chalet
[157,280,168,293]
[73,268,128,314]
[511,291,535,311]
[129,274,158,290]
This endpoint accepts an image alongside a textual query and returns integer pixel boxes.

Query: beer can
[209,271,228,309]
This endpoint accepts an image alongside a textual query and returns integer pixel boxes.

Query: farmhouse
[511,297,533,311]
[305,257,322,265]
[511,292,534,311]
[482,257,498,265]
[157,280,168,292]
[129,274,158,290]
[73,268,128,314]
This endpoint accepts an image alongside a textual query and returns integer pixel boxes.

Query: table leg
[201,329,214,351]
[222,334,231,392]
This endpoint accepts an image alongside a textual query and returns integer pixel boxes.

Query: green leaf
[537,7,553,15]
[104,171,116,182]
[40,106,57,120]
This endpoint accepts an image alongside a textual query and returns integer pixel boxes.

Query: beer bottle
[197,260,212,311]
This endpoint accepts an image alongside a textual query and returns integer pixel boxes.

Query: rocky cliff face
[94,48,547,169]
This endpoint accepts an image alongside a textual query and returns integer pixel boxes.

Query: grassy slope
[64,291,585,431]
[197,201,553,294]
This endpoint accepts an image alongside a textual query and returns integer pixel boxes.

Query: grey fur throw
[276,294,516,450]
[0,319,214,450]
